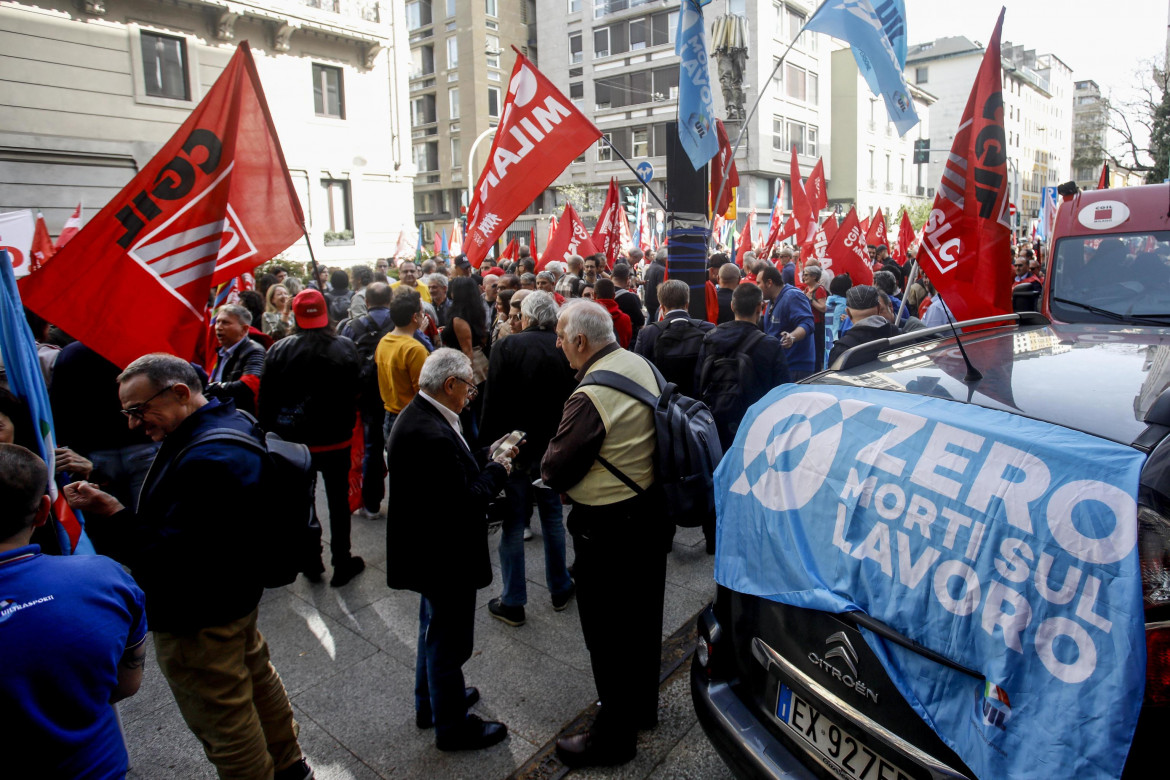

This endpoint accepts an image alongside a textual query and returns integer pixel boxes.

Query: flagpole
[601,136,669,214]
[896,260,917,323]
[300,224,322,292]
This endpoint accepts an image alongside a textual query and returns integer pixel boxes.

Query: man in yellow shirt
[375,289,430,444]
[390,261,432,303]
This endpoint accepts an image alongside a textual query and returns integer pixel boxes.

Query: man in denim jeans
[480,291,577,626]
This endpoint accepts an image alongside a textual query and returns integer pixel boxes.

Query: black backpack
[580,362,722,528]
[325,289,354,322]
[175,421,321,588]
[698,328,767,451]
[651,317,707,398]
[347,314,396,406]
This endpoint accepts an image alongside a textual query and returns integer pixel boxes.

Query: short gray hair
[418,348,472,394]
[535,271,555,285]
[426,273,448,290]
[118,353,203,392]
[544,260,566,278]
[558,299,615,346]
[218,303,252,327]
[521,290,559,328]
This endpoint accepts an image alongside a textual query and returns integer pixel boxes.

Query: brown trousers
[154,609,302,780]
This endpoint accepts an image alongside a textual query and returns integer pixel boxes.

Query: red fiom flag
[919,8,1012,322]
[31,212,54,270]
[866,208,888,247]
[806,158,828,213]
[895,210,915,264]
[465,50,601,267]
[538,203,600,271]
[592,177,622,268]
[710,119,739,217]
[823,207,875,286]
[19,43,303,369]
[55,203,82,250]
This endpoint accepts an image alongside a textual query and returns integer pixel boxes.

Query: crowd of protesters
[0,231,1054,777]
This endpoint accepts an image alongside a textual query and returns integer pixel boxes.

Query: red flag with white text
[538,203,599,271]
[710,119,739,217]
[823,207,874,286]
[866,208,888,248]
[465,50,601,267]
[822,212,839,244]
[592,177,622,268]
[19,43,303,369]
[918,9,1012,322]
[55,203,82,250]
[789,146,816,245]
[31,212,54,270]
[806,158,828,213]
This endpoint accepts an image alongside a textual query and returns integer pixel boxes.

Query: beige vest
[567,348,659,506]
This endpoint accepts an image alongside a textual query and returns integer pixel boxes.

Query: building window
[486,35,500,68]
[414,141,439,172]
[787,5,806,40]
[485,0,497,16]
[321,179,352,233]
[405,0,431,30]
[598,134,612,161]
[415,191,434,214]
[570,33,583,64]
[788,121,818,157]
[312,63,344,118]
[772,57,782,92]
[141,31,190,101]
[785,63,806,101]
[446,0,456,17]
[451,137,462,168]
[411,94,436,125]
[808,72,818,103]
[569,81,584,107]
[632,127,649,157]
[569,0,580,11]
[411,45,435,78]
[915,66,928,84]
[594,28,610,58]
[447,37,458,68]
[448,87,460,119]
[487,87,501,117]
[772,116,785,150]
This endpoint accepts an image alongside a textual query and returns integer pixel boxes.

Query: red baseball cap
[292,289,330,329]
[482,266,505,278]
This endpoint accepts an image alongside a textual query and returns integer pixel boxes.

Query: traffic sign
[636,161,654,184]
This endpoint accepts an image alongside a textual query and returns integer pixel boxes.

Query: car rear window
[1050,230,1170,323]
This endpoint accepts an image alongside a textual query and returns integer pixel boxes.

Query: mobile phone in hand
[491,430,525,460]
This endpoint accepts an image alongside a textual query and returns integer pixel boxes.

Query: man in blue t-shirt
[0,443,147,779]
[759,265,816,380]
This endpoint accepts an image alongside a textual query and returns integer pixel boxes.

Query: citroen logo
[823,631,859,677]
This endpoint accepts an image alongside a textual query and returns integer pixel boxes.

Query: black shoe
[488,597,525,627]
[330,556,365,587]
[551,580,575,612]
[705,537,716,555]
[435,713,508,751]
[555,732,636,767]
[273,758,314,780]
[416,687,481,728]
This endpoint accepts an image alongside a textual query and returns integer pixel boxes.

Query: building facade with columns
[0,0,414,265]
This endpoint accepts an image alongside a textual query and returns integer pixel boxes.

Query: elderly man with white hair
[385,348,519,752]
[542,300,669,768]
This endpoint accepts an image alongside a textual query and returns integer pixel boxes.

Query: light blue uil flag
[715,384,1145,780]
[852,0,907,94]
[803,0,919,136]
[675,0,719,170]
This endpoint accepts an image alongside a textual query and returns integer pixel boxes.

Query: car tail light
[696,605,723,678]
[1139,506,1170,608]
[1146,624,1170,707]
[697,635,711,671]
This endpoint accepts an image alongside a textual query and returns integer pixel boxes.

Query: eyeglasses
[453,376,478,399]
[121,385,175,420]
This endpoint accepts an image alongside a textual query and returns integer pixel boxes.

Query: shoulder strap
[579,366,664,407]
[595,454,646,495]
[741,326,767,353]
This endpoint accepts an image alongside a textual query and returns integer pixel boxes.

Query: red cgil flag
[823,207,875,286]
[895,210,915,265]
[592,177,622,268]
[1097,161,1110,190]
[54,203,83,250]
[918,8,1012,322]
[538,203,599,271]
[806,158,828,213]
[789,146,817,245]
[19,43,302,369]
[465,49,601,268]
[710,119,739,217]
[30,212,55,270]
[865,208,888,248]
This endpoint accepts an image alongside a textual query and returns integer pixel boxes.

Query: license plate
[776,685,913,780]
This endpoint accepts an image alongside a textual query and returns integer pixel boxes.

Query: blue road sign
[636,161,654,184]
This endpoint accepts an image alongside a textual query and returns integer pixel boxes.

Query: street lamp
[466,126,496,208]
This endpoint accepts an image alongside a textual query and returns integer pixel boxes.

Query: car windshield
[1049,230,1170,323]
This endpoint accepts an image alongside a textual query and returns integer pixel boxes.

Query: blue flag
[715,384,1145,780]
[804,0,919,136]
[853,0,907,94]
[676,0,719,170]
[0,251,93,555]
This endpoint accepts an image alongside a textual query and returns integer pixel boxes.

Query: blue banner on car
[714,384,1145,780]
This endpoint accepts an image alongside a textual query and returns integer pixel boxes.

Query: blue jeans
[87,442,160,511]
[414,588,476,734]
[497,465,572,607]
[360,407,386,512]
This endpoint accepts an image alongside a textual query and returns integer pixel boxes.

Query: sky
[903,0,1167,99]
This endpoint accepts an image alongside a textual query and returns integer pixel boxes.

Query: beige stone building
[0,0,414,265]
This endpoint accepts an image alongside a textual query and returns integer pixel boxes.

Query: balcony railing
[298,0,382,23]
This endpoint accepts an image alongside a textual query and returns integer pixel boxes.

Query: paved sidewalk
[122,486,729,779]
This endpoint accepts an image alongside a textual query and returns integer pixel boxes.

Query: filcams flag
[804,0,919,136]
[918,9,1012,322]
[19,43,303,369]
[676,0,720,169]
[464,50,601,267]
